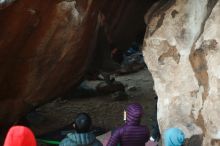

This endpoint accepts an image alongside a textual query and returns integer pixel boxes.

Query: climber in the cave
[145,123,160,146]
[110,44,123,64]
[106,103,150,146]
[145,96,160,146]
[59,113,102,146]
[163,128,185,146]
[3,125,37,146]
[124,41,139,56]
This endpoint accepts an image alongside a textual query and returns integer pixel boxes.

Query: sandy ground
[30,68,157,138]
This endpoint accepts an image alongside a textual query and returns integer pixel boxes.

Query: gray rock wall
[143,0,220,145]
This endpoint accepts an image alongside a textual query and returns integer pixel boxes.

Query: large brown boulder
[0,0,100,127]
[0,0,156,129]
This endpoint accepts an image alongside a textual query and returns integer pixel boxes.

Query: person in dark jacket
[107,103,150,146]
[59,113,102,146]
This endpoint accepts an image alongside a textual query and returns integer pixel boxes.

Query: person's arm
[106,128,121,146]
[59,137,76,146]
[145,126,150,143]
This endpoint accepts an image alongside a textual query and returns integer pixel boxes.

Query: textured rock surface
[0,0,100,127]
[143,0,220,145]
[0,0,156,128]
[0,0,16,9]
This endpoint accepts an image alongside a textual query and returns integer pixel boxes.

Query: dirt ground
[30,68,157,138]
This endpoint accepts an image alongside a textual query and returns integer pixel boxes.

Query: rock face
[0,0,101,127]
[0,0,156,129]
[143,0,220,145]
[0,0,16,9]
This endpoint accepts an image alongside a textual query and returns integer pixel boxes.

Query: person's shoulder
[59,137,71,146]
[112,126,124,134]
[59,135,76,146]
[92,139,103,146]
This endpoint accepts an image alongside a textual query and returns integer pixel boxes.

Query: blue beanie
[164,128,185,146]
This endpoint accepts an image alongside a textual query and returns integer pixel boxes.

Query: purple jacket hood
[126,103,143,125]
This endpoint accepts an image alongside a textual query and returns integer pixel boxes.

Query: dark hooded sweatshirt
[59,132,102,146]
[107,103,150,146]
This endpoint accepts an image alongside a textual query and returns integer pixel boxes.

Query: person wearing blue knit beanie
[164,128,185,146]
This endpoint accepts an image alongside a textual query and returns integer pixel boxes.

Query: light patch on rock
[0,0,16,9]
[57,0,83,26]
[143,0,220,145]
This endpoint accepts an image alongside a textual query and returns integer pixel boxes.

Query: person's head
[74,113,92,133]
[4,126,37,146]
[124,103,143,125]
[164,128,185,146]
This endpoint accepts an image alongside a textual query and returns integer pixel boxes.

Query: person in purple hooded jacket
[107,103,150,146]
